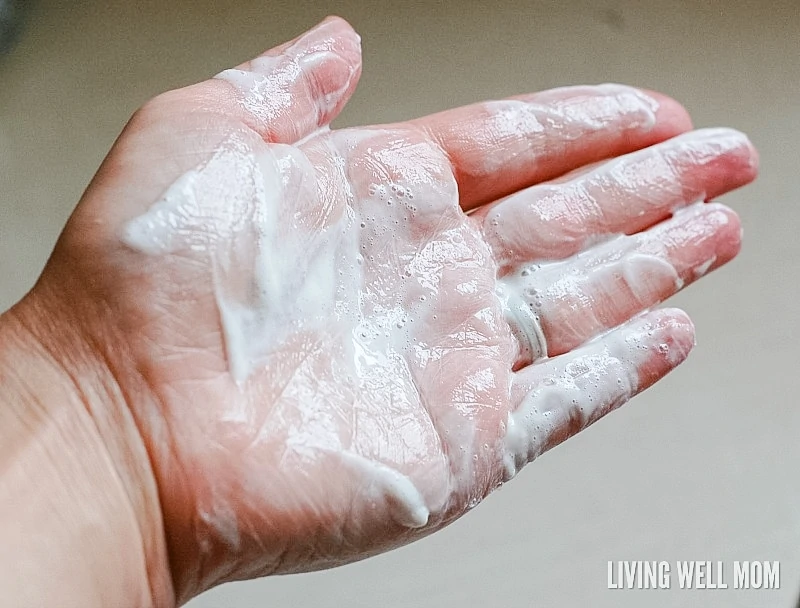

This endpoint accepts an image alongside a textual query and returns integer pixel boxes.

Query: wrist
[0,294,174,608]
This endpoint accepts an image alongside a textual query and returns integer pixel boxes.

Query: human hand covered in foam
[9,16,757,605]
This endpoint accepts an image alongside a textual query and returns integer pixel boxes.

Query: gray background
[1,1,798,606]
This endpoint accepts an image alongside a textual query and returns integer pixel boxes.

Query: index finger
[412,84,693,211]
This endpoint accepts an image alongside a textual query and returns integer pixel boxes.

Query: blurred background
[1,1,798,606]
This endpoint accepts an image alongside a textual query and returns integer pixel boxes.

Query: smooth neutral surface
[1,1,798,606]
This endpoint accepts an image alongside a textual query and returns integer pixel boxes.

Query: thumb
[202,16,362,144]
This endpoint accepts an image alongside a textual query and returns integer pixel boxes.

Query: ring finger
[500,201,741,363]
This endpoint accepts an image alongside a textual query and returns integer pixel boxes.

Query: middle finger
[475,127,756,272]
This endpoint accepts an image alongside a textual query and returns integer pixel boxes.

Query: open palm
[40,17,756,603]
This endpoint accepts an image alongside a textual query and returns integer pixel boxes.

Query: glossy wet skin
[36,16,757,603]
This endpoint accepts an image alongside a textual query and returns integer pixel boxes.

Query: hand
[10,16,757,605]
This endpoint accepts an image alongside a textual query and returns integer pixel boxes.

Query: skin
[0,16,757,608]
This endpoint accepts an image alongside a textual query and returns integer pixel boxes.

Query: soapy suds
[501,313,656,479]
[339,451,430,528]
[693,255,716,279]
[123,134,360,384]
[121,110,719,542]
[123,130,463,529]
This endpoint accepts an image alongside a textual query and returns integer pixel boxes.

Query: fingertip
[705,203,743,268]
[659,201,743,283]
[636,308,696,389]
[698,127,760,189]
[654,307,695,340]
[660,308,696,365]
[307,38,363,126]
[304,17,363,125]
[318,15,363,64]
[744,134,760,178]
[211,16,363,143]
[719,128,760,185]
[640,89,695,138]
[290,16,362,83]
[320,14,356,31]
